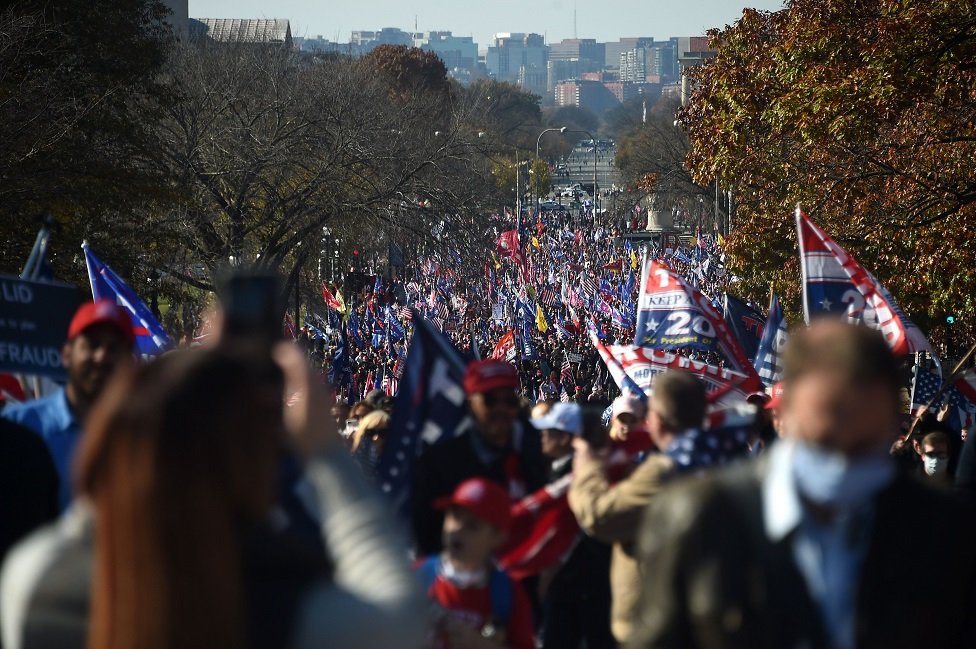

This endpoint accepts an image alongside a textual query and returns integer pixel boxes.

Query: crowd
[2,202,976,649]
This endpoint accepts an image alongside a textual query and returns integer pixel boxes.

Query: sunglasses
[481,393,520,409]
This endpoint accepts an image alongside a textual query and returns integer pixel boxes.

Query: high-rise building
[549,38,605,73]
[554,79,619,114]
[486,33,547,87]
[350,27,413,49]
[677,36,716,104]
[412,32,478,71]
[603,37,654,73]
[547,59,580,92]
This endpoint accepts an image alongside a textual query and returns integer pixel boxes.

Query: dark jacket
[412,421,547,555]
[628,459,976,649]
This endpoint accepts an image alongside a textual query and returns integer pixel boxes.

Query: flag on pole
[328,323,352,388]
[378,312,470,517]
[796,207,930,356]
[753,293,788,387]
[634,254,760,383]
[82,243,172,356]
[722,293,765,361]
[536,304,549,333]
[322,284,343,312]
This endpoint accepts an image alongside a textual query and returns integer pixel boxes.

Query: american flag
[398,305,414,322]
[560,387,571,403]
[539,287,558,308]
[579,273,598,298]
[911,368,945,413]
[560,355,575,386]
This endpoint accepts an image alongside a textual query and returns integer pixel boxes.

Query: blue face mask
[791,441,895,508]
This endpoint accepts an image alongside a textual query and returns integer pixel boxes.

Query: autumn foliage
[680,0,976,339]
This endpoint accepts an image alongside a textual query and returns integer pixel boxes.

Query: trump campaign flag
[722,294,765,361]
[796,207,930,356]
[634,255,760,382]
[82,243,172,356]
[378,311,470,516]
[753,293,788,387]
[593,339,762,405]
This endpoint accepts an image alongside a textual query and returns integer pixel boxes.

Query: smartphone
[217,270,284,347]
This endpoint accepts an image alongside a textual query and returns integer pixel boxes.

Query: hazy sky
[190,1,784,49]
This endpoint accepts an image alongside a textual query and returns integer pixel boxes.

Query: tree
[680,0,976,339]
[0,1,173,285]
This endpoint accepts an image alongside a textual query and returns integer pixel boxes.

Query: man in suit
[628,321,976,649]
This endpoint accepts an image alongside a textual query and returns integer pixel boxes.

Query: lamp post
[534,126,567,211]
[568,129,598,219]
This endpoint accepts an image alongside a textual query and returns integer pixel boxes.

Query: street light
[533,127,567,211]
[566,129,598,219]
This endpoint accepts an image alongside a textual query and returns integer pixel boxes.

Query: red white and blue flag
[796,207,930,356]
[634,254,761,383]
[83,243,172,356]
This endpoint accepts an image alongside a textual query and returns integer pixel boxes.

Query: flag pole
[905,340,976,443]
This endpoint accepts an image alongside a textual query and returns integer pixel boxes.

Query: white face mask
[923,456,948,476]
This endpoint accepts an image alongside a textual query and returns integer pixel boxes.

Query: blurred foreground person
[1,346,425,649]
[4,300,134,509]
[628,322,976,649]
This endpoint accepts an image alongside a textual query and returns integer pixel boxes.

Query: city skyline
[190,0,785,49]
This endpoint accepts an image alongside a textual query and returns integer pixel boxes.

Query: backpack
[417,556,513,628]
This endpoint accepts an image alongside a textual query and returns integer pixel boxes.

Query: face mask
[923,456,948,476]
[791,440,895,508]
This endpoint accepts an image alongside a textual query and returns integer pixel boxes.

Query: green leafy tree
[680,0,976,347]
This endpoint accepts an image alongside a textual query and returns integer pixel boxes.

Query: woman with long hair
[1,345,426,649]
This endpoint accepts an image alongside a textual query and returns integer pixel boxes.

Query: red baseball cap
[435,478,511,531]
[67,300,134,346]
[463,359,519,395]
[765,382,785,411]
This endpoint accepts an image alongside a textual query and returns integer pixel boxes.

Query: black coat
[411,421,547,555]
[628,458,976,649]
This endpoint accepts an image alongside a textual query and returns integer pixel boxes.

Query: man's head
[530,400,554,421]
[610,393,645,441]
[63,301,134,407]
[531,402,582,459]
[464,360,521,449]
[779,321,901,457]
[919,431,950,478]
[437,478,510,570]
[647,371,706,447]
[331,401,350,427]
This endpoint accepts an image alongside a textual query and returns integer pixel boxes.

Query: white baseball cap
[530,402,583,436]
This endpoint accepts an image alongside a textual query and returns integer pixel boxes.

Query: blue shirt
[3,388,79,510]
[763,440,878,649]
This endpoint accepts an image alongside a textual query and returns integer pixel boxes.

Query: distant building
[486,33,547,88]
[189,18,292,48]
[605,38,678,82]
[603,81,662,104]
[554,79,619,114]
[547,58,580,91]
[603,37,654,73]
[414,31,479,73]
[351,27,414,49]
[548,38,605,73]
[676,36,715,105]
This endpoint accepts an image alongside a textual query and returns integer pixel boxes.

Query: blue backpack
[417,556,513,628]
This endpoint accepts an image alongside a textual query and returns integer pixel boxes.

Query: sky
[190,0,784,49]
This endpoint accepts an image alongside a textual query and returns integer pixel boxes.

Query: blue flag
[83,243,172,356]
[722,294,766,361]
[347,311,365,347]
[519,319,538,360]
[328,324,352,388]
[378,312,470,516]
[753,293,788,387]
[385,305,405,343]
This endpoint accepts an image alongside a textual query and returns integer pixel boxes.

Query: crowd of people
[2,203,976,649]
